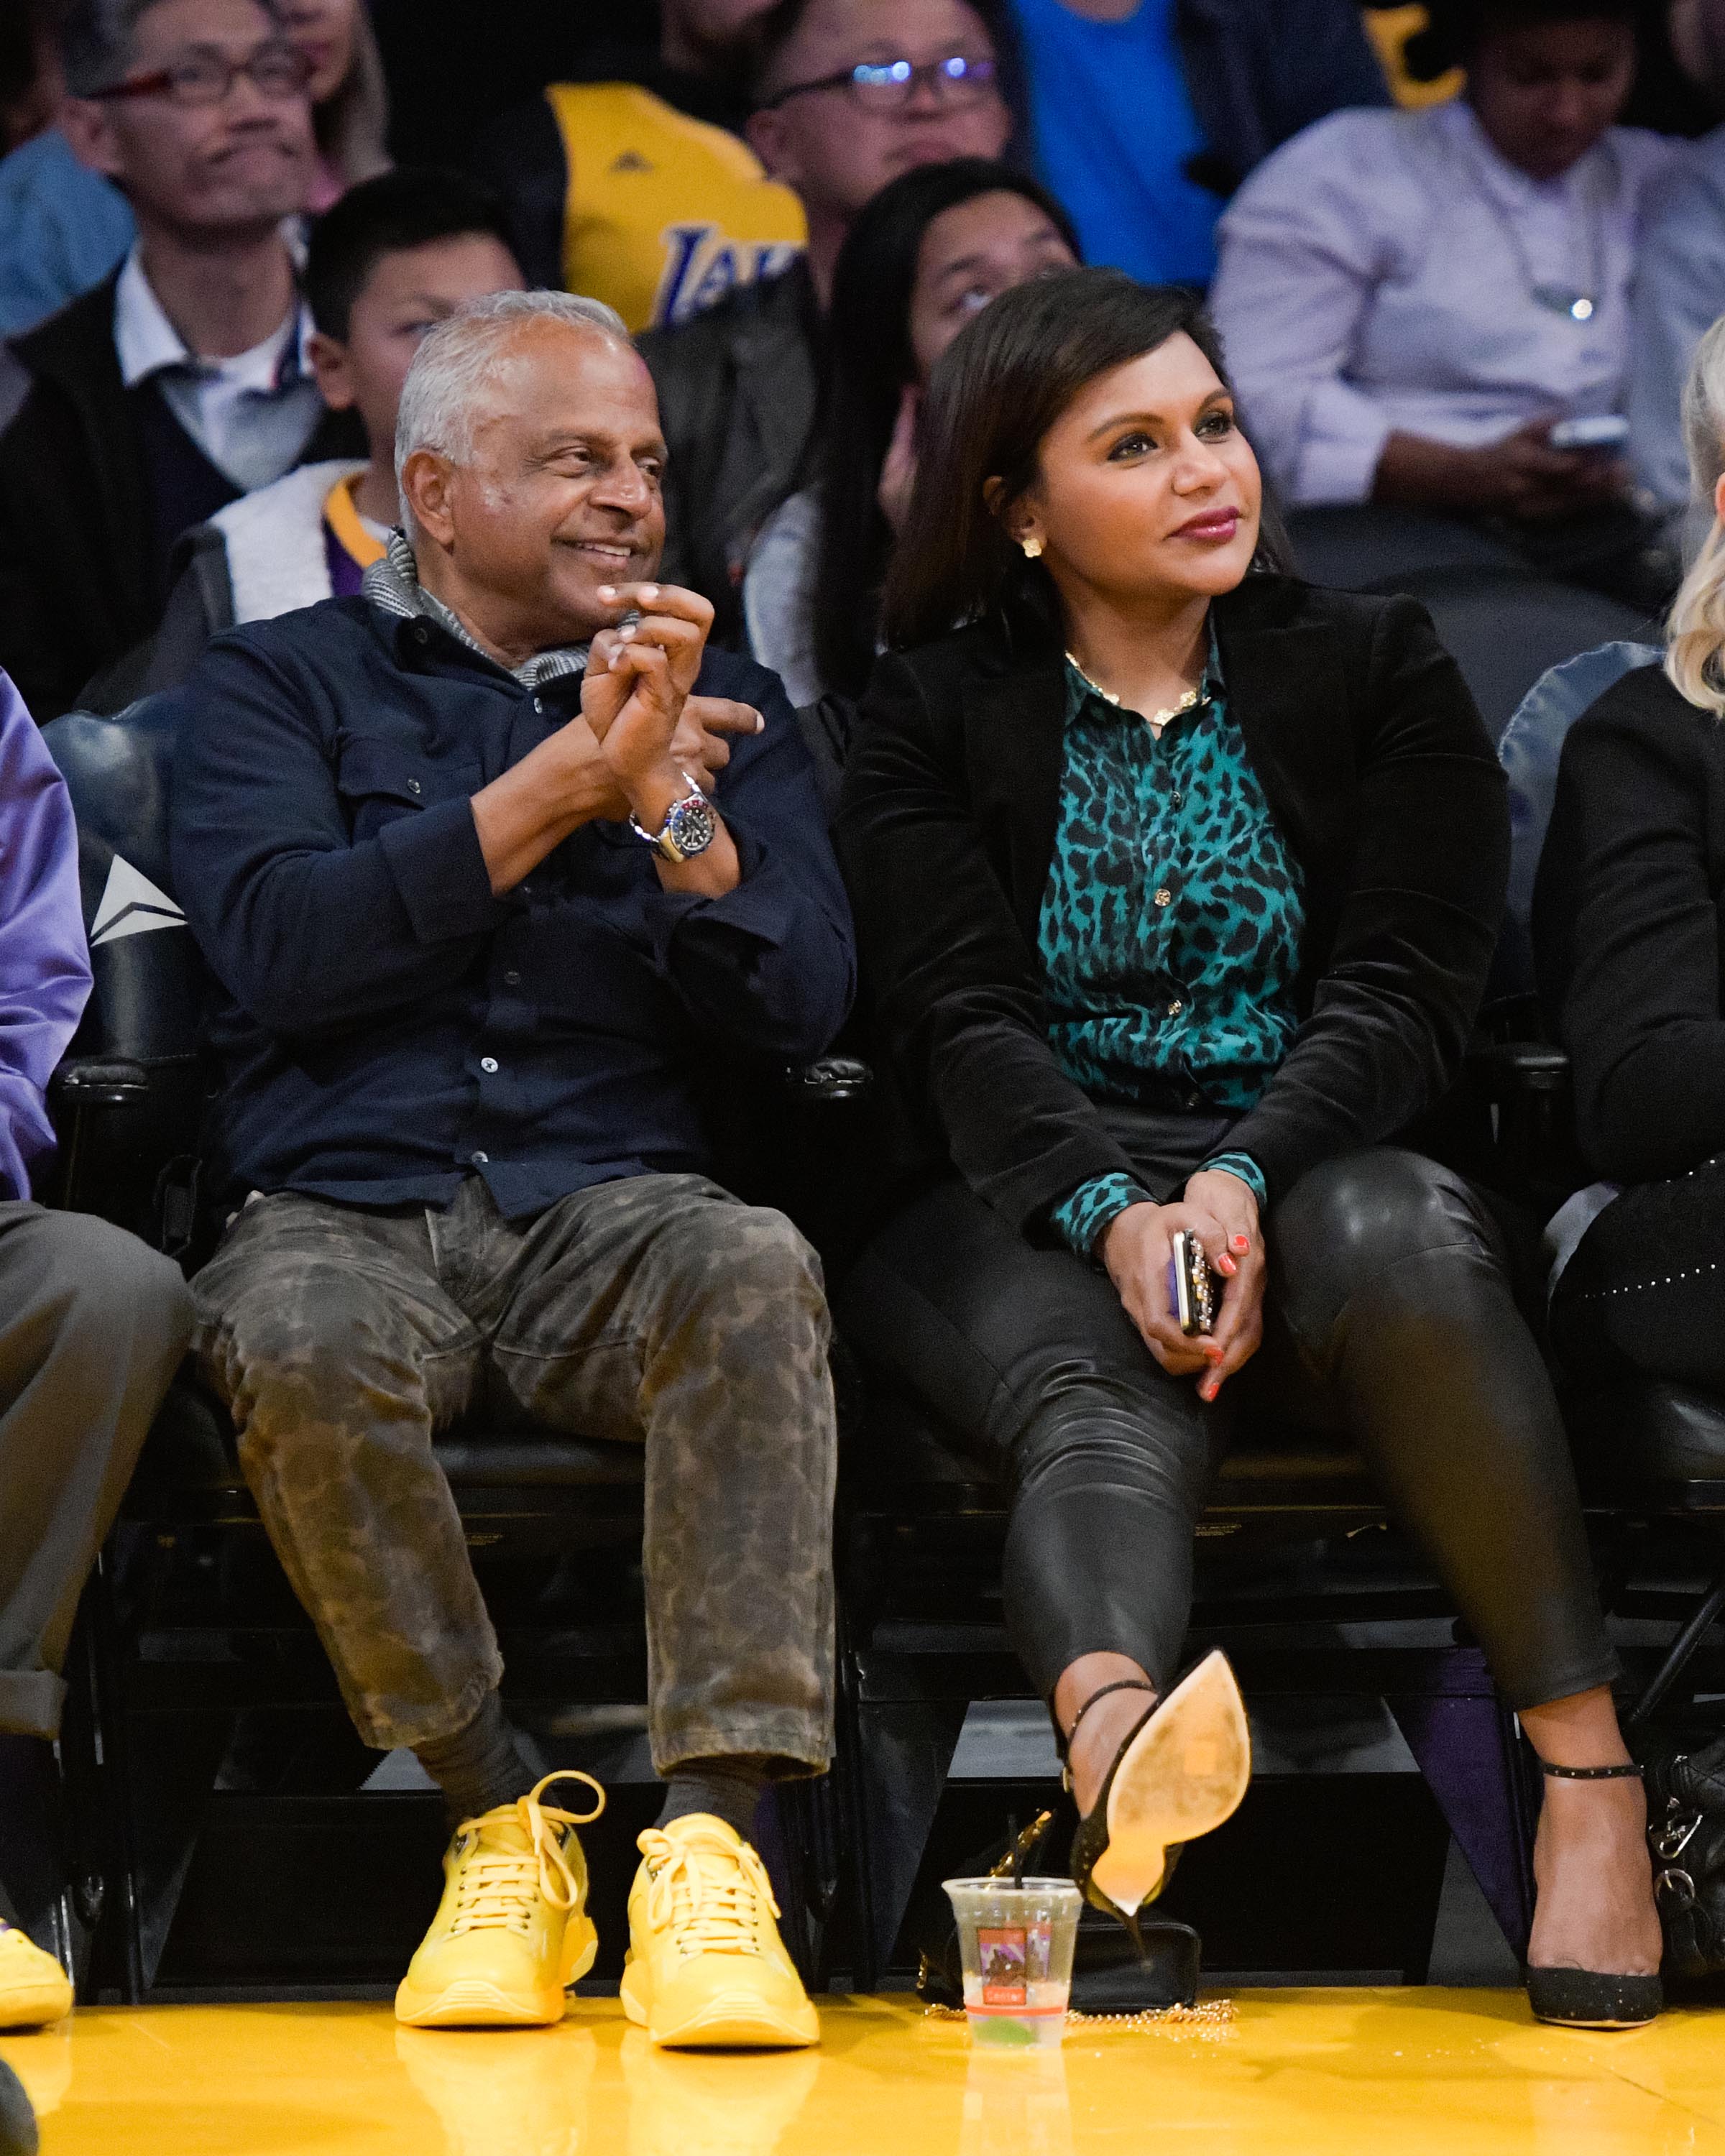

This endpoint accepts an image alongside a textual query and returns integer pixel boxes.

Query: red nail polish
[1217,1254,1237,1276]
[1231,1235,1250,1253]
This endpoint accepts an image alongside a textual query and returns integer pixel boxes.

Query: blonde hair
[1666,313,1725,717]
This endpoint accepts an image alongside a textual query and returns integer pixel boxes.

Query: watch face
[666,792,717,857]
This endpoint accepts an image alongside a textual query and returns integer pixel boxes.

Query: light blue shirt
[0,129,134,341]
[1008,0,1222,287]
[1628,124,1725,511]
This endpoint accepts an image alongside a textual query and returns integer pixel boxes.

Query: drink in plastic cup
[942,1876,1082,2048]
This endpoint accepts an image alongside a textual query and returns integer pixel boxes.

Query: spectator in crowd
[1539,314,1725,1392]
[1629,0,1725,513]
[0,666,194,2029]
[0,0,136,338]
[468,0,805,335]
[1007,0,1389,289]
[835,270,1665,2030]
[171,292,853,2046]
[278,0,391,210]
[643,0,1013,645]
[746,157,1077,706]
[109,167,524,699]
[0,0,363,724]
[1210,0,1681,605]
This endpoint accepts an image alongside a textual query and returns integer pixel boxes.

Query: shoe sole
[620,1961,818,2050]
[0,1984,71,2030]
[1089,1649,1251,1917]
[394,1916,599,2029]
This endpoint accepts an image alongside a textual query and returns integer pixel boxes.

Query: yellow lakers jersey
[546,82,807,334]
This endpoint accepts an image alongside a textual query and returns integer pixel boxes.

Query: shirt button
[407,778,422,796]
[470,1150,489,1165]
[1167,1000,1184,1017]
[1154,887,1173,907]
[480,1056,499,1074]
[532,696,544,714]
[503,969,521,986]
[1172,792,1184,807]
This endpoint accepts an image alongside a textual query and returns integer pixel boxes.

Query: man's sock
[413,1690,535,1828]
[656,1755,771,1844]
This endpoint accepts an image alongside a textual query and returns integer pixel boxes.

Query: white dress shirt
[1210,103,1680,507]
[113,247,323,494]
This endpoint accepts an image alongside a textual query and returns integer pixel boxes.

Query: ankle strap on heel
[1057,1679,1156,1790]
[1537,1759,1643,1780]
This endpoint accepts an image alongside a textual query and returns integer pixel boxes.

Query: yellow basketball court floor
[4,1989,1724,2155]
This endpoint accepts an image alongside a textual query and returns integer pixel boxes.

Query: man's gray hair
[60,0,280,97]
[393,290,633,528]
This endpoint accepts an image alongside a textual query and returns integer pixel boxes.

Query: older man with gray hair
[170,288,854,2048]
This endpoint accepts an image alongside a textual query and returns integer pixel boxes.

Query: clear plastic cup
[942,1876,1082,2049]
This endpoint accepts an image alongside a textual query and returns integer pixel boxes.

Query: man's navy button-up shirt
[169,595,856,1217]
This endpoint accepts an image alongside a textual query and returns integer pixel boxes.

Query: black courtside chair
[39,692,857,2002]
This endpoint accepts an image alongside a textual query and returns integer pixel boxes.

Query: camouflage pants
[191,1173,837,1773]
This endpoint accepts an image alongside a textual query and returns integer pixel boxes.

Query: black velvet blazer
[833,571,1509,1233]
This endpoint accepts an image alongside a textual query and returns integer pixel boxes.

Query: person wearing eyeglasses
[0,0,363,724]
[641,0,1015,650]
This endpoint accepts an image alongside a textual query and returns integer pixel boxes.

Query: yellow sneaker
[620,1815,819,2050]
[395,1771,605,2029]
[0,1924,70,2029]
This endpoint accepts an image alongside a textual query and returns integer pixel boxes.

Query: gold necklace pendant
[1066,653,1202,734]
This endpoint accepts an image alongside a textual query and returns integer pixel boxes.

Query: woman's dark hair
[809,158,1079,698]
[1402,0,1646,81]
[883,269,1268,654]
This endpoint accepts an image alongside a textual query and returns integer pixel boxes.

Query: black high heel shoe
[1063,1649,1252,1932]
[1524,1758,1663,2030]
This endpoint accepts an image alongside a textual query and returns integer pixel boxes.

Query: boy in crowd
[122,167,525,688]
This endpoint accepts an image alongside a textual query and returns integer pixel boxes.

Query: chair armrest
[1468,1039,1572,1102]
[49,1057,152,1112]
[781,1056,875,1106]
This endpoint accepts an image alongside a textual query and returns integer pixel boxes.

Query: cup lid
[941,1875,1082,1897]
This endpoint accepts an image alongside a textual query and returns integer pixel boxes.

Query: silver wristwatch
[630,773,717,863]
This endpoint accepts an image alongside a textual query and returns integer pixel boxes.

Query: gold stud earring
[1021,536,1043,560]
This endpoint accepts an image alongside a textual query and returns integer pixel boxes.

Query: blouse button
[1154,888,1173,907]
[1167,1000,1184,1017]
[480,1056,500,1074]
[407,778,422,796]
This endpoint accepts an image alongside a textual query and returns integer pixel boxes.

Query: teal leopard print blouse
[1044,649,1305,1256]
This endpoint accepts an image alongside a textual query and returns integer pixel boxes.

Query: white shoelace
[448,1770,605,1938]
[638,1826,780,1958]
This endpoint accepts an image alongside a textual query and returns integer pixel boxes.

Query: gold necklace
[1064,652,1203,736]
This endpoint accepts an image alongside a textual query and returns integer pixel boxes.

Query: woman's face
[1009,332,1261,611]
[906,190,1077,381]
[277,0,359,104]
[1468,17,1637,180]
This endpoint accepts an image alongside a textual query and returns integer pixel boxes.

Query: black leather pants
[840,1146,1616,1712]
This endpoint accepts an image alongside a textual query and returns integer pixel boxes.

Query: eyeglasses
[93,40,313,107]
[760,52,998,113]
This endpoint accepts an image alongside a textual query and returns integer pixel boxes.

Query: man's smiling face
[433,320,668,648]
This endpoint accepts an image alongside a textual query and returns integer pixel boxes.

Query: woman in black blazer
[834,270,1661,2024]
[1537,313,1725,1394]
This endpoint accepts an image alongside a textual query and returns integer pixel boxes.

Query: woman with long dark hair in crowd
[1538,315,1725,1387]
[834,267,1664,2027]
[745,157,1077,708]
[280,0,392,210]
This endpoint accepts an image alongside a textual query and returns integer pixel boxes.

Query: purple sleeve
[0,673,92,1198]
